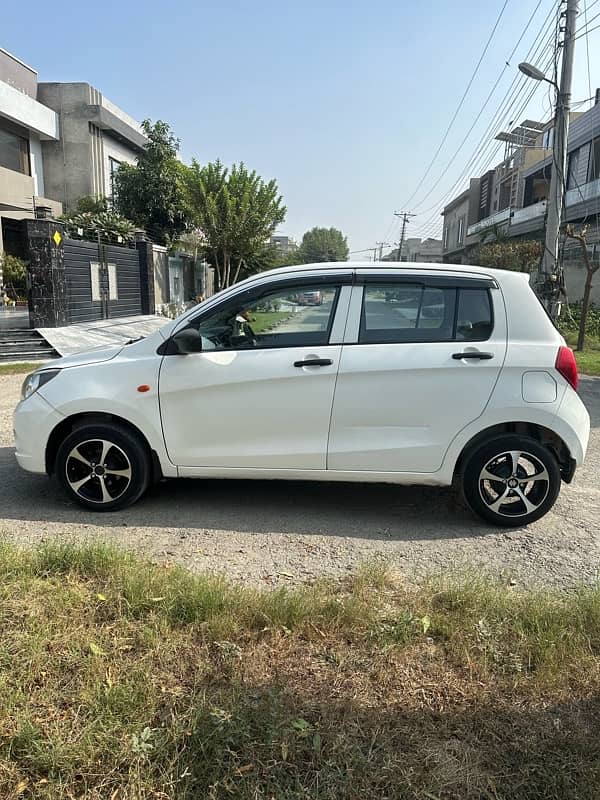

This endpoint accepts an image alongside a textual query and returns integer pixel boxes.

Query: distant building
[270,235,298,255]
[440,103,600,301]
[384,237,442,263]
[37,82,148,211]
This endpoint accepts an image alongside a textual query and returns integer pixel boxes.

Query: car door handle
[293,358,333,367]
[452,351,494,360]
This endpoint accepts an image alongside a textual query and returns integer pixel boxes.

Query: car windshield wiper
[124,336,145,345]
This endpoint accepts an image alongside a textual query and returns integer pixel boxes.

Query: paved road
[0,372,598,589]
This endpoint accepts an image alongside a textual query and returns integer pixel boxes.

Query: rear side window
[360,284,456,343]
[359,283,493,344]
[456,289,493,341]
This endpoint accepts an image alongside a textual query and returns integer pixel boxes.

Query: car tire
[462,435,561,527]
[55,423,151,512]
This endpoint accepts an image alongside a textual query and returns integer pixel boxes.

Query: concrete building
[0,48,62,262]
[37,82,148,211]
[270,234,298,255]
[441,102,600,301]
[385,237,443,263]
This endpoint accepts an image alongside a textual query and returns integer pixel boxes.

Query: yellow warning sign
[53,230,62,246]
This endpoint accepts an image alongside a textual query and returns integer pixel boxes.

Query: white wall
[29,132,44,196]
[0,78,59,139]
[102,133,138,197]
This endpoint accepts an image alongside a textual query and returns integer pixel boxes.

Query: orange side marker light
[137,385,151,393]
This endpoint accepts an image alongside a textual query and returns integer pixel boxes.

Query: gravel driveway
[1,372,598,589]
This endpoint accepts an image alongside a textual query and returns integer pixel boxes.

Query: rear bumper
[554,386,590,466]
[14,392,64,474]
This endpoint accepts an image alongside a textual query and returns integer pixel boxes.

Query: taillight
[555,346,578,391]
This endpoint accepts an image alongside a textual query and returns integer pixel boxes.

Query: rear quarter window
[456,288,493,341]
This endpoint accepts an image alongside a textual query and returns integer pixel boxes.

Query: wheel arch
[45,412,163,482]
[453,421,575,484]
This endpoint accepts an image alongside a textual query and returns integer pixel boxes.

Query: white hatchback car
[14,263,590,527]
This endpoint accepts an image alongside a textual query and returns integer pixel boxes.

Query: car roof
[245,261,528,285]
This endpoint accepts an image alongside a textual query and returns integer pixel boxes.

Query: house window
[457,217,464,245]
[109,157,121,198]
[588,137,600,182]
[0,121,30,175]
[542,128,554,149]
[567,147,582,190]
[443,224,449,249]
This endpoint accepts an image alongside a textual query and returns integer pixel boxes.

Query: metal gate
[63,239,142,324]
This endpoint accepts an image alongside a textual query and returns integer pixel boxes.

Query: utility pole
[394,212,416,262]
[375,241,390,261]
[540,0,579,312]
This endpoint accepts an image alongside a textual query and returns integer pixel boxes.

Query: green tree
[475,239,543,273]
[113,120,189,246]
[182,160,286,288]
[1,254,28,298]
[60,208,136,244]
[297,227,349,263]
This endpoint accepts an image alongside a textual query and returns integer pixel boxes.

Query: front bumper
[14,391,64,474]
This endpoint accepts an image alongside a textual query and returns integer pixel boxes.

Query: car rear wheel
[462,435,561,527]
[56,423,151,511]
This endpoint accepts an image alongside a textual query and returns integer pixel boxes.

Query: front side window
[360,284,456,343]
[190,283,340,350]
[0,122,30,175]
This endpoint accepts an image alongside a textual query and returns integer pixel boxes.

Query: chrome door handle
[452,351,494,360]
[293,358,333,367]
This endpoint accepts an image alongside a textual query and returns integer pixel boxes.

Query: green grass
[0,362,44,376]
[561,333,600,376]
[2,544,600,798]
[249,311,293,333]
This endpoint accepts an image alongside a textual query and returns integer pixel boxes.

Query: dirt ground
[1,372,598,589]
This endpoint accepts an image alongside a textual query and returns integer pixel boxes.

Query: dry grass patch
[1,544,600,799]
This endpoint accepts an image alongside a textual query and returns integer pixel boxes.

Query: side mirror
[170,328,203,355]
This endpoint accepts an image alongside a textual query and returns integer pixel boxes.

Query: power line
[401,0,511,209]
[410,49,557,239]
[408,0,550,212]
[408,6,559,223]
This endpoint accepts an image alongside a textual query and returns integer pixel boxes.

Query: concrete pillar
[136,239,156,315]
[24,219,68,328]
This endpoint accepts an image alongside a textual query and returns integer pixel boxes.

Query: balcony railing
[510,200,546,225]
[465,179,600,237]
[565,177,600,207]
[466,206,511,237]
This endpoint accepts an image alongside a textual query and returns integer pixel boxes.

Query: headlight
[21,369,60,401]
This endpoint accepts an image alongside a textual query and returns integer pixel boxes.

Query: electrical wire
[407,0,553,213]
[401,0,512,209]
[407,6,559,225]
[410,49,557,239]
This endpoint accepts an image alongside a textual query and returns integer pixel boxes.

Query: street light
[518,62,558,88]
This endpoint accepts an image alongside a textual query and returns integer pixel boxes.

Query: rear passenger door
[327,274,507,473]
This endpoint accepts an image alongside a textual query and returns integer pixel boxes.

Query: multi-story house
[0,48,62,263]
[441,99,600,300]
[38,82,147,211]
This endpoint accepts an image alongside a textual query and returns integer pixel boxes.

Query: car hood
[46,345,124,370]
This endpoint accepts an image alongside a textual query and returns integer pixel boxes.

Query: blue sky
[4,0,599,254]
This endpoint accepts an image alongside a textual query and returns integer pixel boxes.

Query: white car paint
[13,262,590,519]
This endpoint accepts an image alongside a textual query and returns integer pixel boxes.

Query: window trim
[164,277,348,354]
[355,280,495,346]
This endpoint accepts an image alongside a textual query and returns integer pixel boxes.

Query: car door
[159,275,352,469]
[327,272,507,473]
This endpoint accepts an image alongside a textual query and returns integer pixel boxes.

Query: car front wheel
[462,435,561,527]
[55,423,151,511]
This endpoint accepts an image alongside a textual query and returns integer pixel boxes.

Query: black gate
[63,239,142,324]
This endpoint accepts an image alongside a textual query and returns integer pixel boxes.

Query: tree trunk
[578,267,594,352]
[213,250,222,291]
[232,258,244,286]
